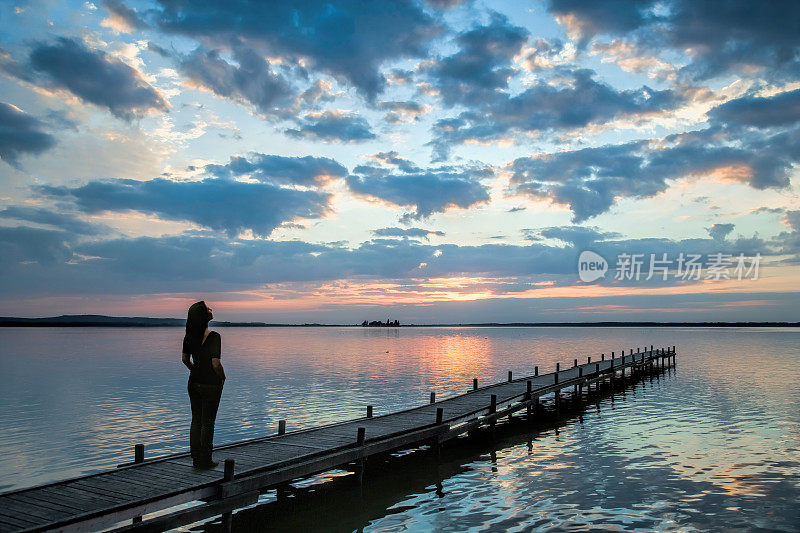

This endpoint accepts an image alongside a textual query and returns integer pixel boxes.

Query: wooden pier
[0,346,676,532]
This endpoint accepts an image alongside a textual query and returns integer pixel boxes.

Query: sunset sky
[0,0,798,323]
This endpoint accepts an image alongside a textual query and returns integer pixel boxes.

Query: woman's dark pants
[188,382,223,465]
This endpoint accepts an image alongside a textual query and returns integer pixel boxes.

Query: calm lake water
[1,326,799,531]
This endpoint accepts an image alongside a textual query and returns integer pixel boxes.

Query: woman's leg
[188,382,202,461]
[198,384,223,464]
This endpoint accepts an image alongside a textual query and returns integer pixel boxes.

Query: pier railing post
[132,444,144,524]
[356,427,366,446]
[221,459,235,533]
[366,405,373,418]
[436,407,443,425]
[473,378,478,391]
[134,444,144,464]
[534,366,538,377]
[430,391,436,404]
[278,420,286,435]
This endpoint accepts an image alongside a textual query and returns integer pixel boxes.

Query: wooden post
[357,427,365,446]
[556,362,560,372]
[221,459,235,533]
[526,383,533,420]
[588,356,591,364]
[534,366,539,376]
[366,405,373,418]
[278,420,286,435]
[526,380,532,396]
[601,353,605,361]
[574,358,577,367]
[132,444,145,524]
[436,407,443,425]
[473,378,478,391]
[554,367,559,384]
[430,391,436,404]
[508,370,513,382]
[489,394,497,414]
[595,363,600,375]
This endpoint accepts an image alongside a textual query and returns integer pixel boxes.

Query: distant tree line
[361,319,400,327]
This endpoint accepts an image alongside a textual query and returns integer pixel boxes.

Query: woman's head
[185,301,212,340]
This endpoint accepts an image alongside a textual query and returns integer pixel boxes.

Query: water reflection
[1,327,798,530]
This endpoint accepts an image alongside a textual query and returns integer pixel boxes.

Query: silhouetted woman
[182,301,226,469]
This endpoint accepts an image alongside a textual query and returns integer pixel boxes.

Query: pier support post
[278,420,286,435]
[430,391,436,404]
[489,395,497,440]
[473,378,478,391]
[366,405,373,418]
[535,366,539,377]
[526,381,533,420]
[508,371,513,382]
[221,459,235,533]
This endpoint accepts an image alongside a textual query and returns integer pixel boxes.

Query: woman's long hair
[183,300,209,354]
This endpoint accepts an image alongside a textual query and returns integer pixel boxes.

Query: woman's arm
[182,352,193,371]
[212,358,226,382]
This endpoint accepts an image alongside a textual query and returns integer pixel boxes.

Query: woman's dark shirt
[184,331,222,386]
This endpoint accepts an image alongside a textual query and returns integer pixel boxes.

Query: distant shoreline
[1,315,799,328]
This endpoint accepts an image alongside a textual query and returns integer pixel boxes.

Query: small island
[361,319,400,327]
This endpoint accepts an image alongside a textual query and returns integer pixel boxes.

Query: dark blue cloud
[17,37,169,120]
[103,0,148,30]
[0,226,74,266]
[0,221,785,298]
[372,227,445,240]
[709,89,800,128]
[0,103,56,166]
[707,223,735,241]
[286,111,376,142]
[346,163,492,220]
[152,0,442,98]
[531,225,620,247]
[179,47,295,116]
[429,68,682,160]
[509,89,800,221]
[0,206,106,235]
[428,12,528,106]
[204,153,348,186]
[547,0,800,82]
[36,177,331,238]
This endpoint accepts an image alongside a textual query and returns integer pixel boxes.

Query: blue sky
[0,0,798,323]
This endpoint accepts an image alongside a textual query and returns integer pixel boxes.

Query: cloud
[0,206,107,235]
[0,224,781,299]
[204,153,348,186]
[36,177,332,238]
[547,0,800,82]
[0,103,56,166]
[346,163,493,220]
[376,100,430,123]
[707,223,735,241]
[429,68,682,160]
[372,227,445,240]
[509,89,800,221]
[285,111,376,142]
[529,225,620,247]
[4,37,169,120]
[427,12,528,106]
[0,226,74,266]
[102,0,148,32]
[152,0,442,99]
[708,89,800,128]
[179,46,295,117]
